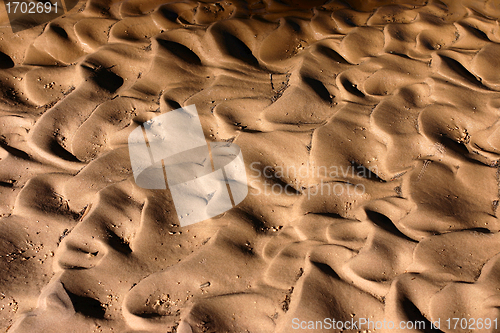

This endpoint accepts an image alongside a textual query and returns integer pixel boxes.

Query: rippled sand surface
[1,0,500,332]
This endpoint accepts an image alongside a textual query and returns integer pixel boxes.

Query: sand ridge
[0,0,500,332]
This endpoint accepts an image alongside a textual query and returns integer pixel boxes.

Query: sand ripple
[1,0,500,331]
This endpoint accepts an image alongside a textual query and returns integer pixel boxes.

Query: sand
[1,0,500,332]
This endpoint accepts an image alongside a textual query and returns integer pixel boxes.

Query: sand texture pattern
[1,0,500,332]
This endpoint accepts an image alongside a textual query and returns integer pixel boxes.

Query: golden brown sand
[1,0,500,332]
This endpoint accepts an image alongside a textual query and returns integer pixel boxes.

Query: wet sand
[1,0,500,332]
